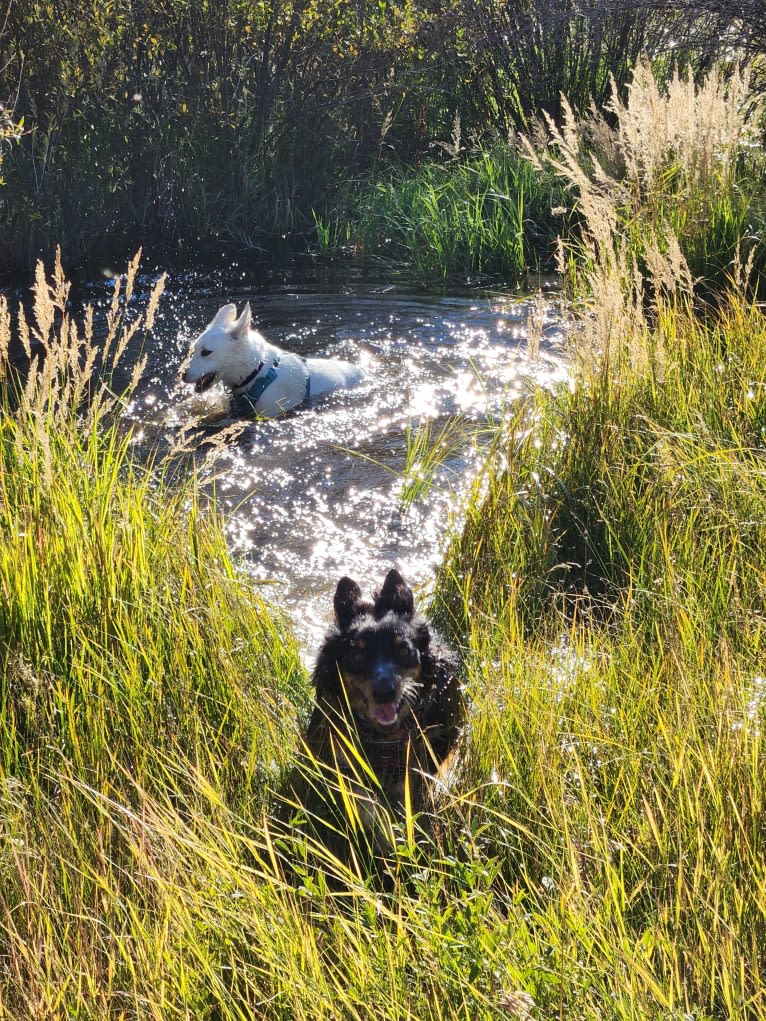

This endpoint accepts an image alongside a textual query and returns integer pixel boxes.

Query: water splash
[123,283,568,653]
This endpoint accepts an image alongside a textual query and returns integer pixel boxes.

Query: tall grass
[0,251,306,789]
[435,60,766,1019]
[0,254,313,1016]
[433,292,766,1020]
[525,58,766,311]
[313,143,565,282]
[3,62,766,1019]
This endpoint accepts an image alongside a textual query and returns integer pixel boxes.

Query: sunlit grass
[398,416,471,505]
[434,298,766,1019]
[3,60,766,1020]
[433,62,766,1018]
[336,413,480,509]
[525,58,766,312]
[313,143,566,283]
[0,253,307,799]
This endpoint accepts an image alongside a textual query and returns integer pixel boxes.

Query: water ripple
[126,284,568,653]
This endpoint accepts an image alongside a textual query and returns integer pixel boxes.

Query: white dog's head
[182,302,266,393]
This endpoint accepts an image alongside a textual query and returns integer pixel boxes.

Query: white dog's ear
[230,302,252,340]
[212,303,237,326]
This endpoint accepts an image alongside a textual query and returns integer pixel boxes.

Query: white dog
[182,302,363,417]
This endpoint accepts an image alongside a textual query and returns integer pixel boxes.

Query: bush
[0,0,759,272]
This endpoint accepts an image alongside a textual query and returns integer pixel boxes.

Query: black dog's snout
[372,662,399,703]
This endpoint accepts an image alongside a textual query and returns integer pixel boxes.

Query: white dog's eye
[200,348,212,357]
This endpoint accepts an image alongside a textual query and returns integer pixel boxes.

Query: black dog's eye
[345,639,366,670]
[200,347,213,357]
[393,637,418,666]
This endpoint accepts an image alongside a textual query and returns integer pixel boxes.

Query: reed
[313,144,566,282]
[524,58,766,318]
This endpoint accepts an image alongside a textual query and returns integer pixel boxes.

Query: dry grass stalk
[437,109,463,160]
[729,242,758,296]
[614,59,752,201]
[2,249,167,465]
[526,60,757,377]
[524,291,546,362]
[0,295,10,373]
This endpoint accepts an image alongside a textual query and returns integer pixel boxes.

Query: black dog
[304,568,465,853]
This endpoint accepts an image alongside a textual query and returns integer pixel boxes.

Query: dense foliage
[0,0,758,273]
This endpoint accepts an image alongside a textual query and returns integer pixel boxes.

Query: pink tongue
[372,702,398,726]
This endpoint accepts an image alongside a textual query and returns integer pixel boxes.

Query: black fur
[306,569,465,835]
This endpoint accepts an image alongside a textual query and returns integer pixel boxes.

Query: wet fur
[306,569,465,852]
[182,302,363,417]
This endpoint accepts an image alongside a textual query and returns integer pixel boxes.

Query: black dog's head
[313,569,434,732]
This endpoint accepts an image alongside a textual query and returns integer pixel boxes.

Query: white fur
[182,302,363,417]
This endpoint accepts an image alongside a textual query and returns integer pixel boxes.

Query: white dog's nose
[181,359,200,385]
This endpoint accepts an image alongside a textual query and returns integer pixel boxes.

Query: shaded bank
[0,0,759,275]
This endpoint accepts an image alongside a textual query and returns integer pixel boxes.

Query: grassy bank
[312,142,567,282]
[1,63,766,1020]
[435,62,766,1017]
[0,258,310,1016]
[433,292,766,1017]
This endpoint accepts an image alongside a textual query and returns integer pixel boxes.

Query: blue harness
[232,356,311,415]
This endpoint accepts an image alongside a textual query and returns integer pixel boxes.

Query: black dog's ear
[333,576,369,629]
[374,568,415,619]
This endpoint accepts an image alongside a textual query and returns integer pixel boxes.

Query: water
[117,274,568,653]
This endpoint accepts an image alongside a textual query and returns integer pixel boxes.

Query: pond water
[113,271,568,654]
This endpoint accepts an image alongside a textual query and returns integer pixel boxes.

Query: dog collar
[233,355,281,410]
[235,359,268,392]
[355,718,414,781]
[233,356,311,413]
[235,357,278,397]
[365,729,410,782]
[358,722,411,745]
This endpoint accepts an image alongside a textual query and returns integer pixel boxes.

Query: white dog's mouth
[194,372,217,393]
